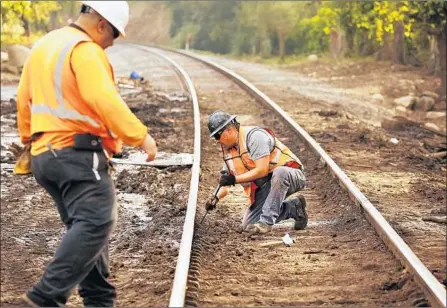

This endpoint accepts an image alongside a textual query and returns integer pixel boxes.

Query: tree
[407,1,446,95]
[235,2,264,55]
[165,1,238,53]
[1,1,61,45]
[261,2,299,59]
[290,2,338,56]
[162,0,445,92]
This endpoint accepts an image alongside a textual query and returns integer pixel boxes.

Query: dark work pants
[28,148,117,307]
[242,166,306,228]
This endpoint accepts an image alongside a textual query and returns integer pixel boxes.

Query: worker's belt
[73,134,103,151]
[31,132,44,142]
[31,132,103,152]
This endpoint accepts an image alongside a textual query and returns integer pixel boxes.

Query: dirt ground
[1,46,445,307]
[284,58,444,102]
[283,58,446,131]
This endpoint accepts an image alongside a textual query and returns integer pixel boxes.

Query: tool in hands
[200,170,229,224]
[200,184,222,224]
[219,173,236,186]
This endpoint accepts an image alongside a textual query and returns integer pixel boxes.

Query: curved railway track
[124,44,445,307]
[0,44,444,307]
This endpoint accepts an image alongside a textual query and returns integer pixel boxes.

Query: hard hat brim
[209,115,237,138]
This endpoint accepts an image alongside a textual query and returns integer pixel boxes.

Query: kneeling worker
[205,111,308,234]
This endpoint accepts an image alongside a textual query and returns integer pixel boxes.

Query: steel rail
[152,48,446,308]
[132,45,202,308]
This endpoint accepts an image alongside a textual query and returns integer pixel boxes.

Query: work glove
[219,173,236,186]
[205,196,219,211]
[12,143,32,175]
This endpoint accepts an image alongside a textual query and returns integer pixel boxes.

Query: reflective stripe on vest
[30,38,100,128]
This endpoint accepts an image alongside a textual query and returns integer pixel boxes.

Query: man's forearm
[235,156,270,183]
[235,167,269,183]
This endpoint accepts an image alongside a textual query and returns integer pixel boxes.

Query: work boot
[245,222,272,234]
[294,195,308,230]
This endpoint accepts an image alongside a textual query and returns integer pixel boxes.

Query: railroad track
[0,44,444,307]
[134,45,445,307]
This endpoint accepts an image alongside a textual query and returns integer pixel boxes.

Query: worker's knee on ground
[271,167,289,187]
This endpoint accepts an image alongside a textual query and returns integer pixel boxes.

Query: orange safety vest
[221,126,302,203]
[26,27,122,154]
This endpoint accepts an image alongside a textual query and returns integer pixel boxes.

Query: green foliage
[347,1,416,43]
[289,3,337,55]
[260,38,272,58]
[409,0,447,28]
[1,1,61,46]
[166,1,239,54]
[1,0,444,73]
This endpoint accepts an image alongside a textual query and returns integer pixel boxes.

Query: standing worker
[16,1,157,306]
[205,111,308,234]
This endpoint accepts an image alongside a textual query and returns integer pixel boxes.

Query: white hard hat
[81,1,129,37]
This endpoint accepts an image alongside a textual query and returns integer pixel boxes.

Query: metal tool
[259,233,296,248]
[199,170,229,224]
[199,210,209,225]
[199,184,222,224]
[110,152,193,167]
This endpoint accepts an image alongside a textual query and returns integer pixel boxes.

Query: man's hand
[219,173,236,186]
[205,196,219,211]
[141,134,157,162]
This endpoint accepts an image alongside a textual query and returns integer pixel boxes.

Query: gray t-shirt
[246,128,275,160]
[221,127,275,172]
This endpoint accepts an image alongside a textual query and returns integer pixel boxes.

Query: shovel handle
[213,184,222,199]
[213,169,228,198]
[201,171,227,225]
